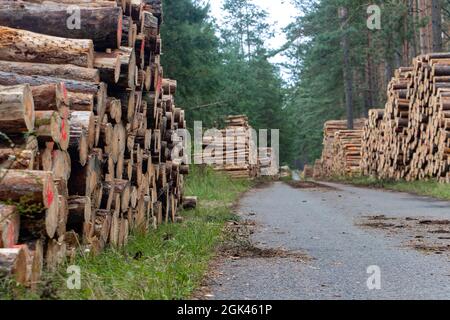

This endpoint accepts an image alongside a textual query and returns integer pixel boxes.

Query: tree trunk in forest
[364,31,374,117]
[431,0,442,52]
[339,7,354,129]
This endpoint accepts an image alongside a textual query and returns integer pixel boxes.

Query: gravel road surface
[208,182,450,300]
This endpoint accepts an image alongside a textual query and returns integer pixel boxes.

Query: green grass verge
[331,175,450,200]
[1,166,252,300]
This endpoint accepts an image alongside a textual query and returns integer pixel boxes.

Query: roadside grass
[1,166,252,300]
[330,175,450,201]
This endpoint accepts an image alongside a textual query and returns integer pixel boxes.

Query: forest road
[206,181,450,300]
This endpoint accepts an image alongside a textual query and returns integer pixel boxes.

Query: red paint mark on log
[61,82,68,99]
[46,183,54,208]
[61,119,67,141]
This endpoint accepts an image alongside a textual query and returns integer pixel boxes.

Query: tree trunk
[69,111,95,166]
[0,169,59,238]
[182,196,197,210]
[31,83,69,115]
[0,84,35,134]
[27,239,43,291]
[0,204,20,248]
[431,0,442,52]
[94,52,121,84]
[0,26,94,68]
[0,148,34,170]
[67,92,94,112]
[35,110,70,151]
[339,7,354,129]
[0,246,28,284]
[0,3,122,51]
[0,60,99,83]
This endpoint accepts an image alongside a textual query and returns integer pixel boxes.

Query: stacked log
[200,115,258,179]
[312,159,323,179]
[258,147,278,177]
[318,119,365,177]
[0,0,188,287]
[361,109,384,176]
[360,53,450,182]
[302,165,314,179]
[331,130,364,176]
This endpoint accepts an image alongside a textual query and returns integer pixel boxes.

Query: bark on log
[0,60,99,83]
[0,204,19,248]
[67,92,94,112]
[0,169,59,238]
[0,3,122,51]
[31,83,69,115]
[0,26,94,68]
[35,110,70,151]
[0,246,28,284]
[182,196,197,210]
[0,148,34,170]
[94,52,121,84]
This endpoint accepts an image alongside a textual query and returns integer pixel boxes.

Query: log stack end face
[0,0,189,287]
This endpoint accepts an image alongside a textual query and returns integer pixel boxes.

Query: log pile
[361,109,384,176]
[331,130,364,176]
[312,159,323,179]
[361,53,450,182]
[302,164,314,179]
[315,119,365,177]
[200,115,259,179]
[0,0,189,287]
[258,147,278,177]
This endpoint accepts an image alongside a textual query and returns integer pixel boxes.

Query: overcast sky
[208,0,298,67]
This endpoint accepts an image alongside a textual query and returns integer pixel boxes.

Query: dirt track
[204,181,450,300]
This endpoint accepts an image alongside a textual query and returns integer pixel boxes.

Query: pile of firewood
[314,119,365,178]
[199,115,259,179]
[0,0,189,288]
[361,53,450,182]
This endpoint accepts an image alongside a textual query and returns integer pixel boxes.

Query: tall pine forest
[161,0,450,168]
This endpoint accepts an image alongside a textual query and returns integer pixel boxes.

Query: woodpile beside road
[314,119,365,178]
[197,115,279,179]
[258,147,278,177]
[361,53,450,182]
[198,115,259,179]
[316,52,450,183]
[331,130,364,176]
[0,0,189,287]
[302,165,314,179]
